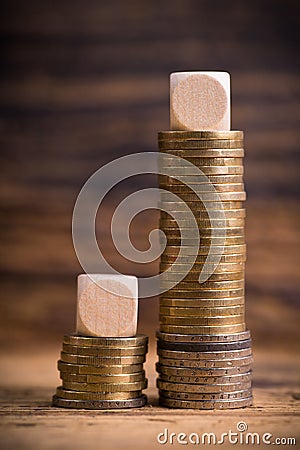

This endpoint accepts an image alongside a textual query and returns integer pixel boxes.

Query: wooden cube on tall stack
[156,72,253,409]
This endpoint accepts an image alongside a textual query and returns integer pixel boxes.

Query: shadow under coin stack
[157,130,253,409]
[52,334,148,409]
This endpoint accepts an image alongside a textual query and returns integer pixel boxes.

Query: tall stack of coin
[52,334,148,409]
[156,130,253,409]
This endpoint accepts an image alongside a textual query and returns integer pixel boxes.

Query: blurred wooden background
[0,0,299,355]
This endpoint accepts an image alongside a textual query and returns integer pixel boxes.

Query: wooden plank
[0,349,299,450]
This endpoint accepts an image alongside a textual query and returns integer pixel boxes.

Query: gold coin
[160,279,244,290]
[159,204,245,214]
[62,379,148,393]
[160,274,245,285]
[159,314,244,326]
[162,240,245,250]
[159,174,244,184]
[159,183,245,193]
[158,140,244,149]
[160,282,246,292]
[160,275,245,285]
[158,165,244,175]
[160,209,246,220]
[161,289,245,299]
[158,355,252,368]
[158,131,244,140]
[58,361,144,375]
[160,238,244,247]
[161,273,246,284]
[159,218,245,230]
[162,227,245,237]
[159,305,244,316]
[160,218,245,228]
[159,149,244,158]
[162,237,246,247]
[160,230,245,240]
[159,298,244,307]
[60,353,146,365]
[159,324,246,334]
[159,263,244,278]
[56,386,142,401]
[159,269,245,282]
[160,192,246,202]
[160,275,245,284]
[62,344,147,357]
[161,244,246,256]
[60,371,145,384]
[161,254,246,267]
[160,157,243,166]
[161,272,244,283]
[63,334,148,348]
[160,262,245,274]
[157,348,251,360]
[162,225,244,234]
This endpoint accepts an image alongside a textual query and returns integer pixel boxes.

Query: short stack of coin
[156,130,253,409]
[52,334,148,409]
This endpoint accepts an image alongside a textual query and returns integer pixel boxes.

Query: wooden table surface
[0,348,299,450]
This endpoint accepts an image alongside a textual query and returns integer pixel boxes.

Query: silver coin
[159,388,252,401]
[156,363,253,377]
[52,394,147,409]
[159,396,253,409]
[158,356,253,369]
[157,338,252,352]
[157,348,252,360]
[157,379,252,393]
[158,371,252,385]
[156,331,251,342]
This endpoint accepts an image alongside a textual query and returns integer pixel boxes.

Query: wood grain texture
[76,275,138,337]
[170,72,230,130]
[0,348,299,450]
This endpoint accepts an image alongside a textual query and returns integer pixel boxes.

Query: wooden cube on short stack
[76,274,138,337]
[52,274,148,409]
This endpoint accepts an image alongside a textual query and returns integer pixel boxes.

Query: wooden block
[170,71,230,131]
[76,274,138,337]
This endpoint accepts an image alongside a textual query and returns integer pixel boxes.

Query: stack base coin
[159,396,253,410]
[52,394,147,410]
